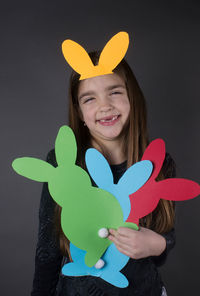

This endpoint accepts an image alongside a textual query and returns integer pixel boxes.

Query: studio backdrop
[1,1,199,295]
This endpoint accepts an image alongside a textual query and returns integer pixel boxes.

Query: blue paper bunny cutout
[62,241,131,288]
[86,149,153,221]
[62,148,153,288]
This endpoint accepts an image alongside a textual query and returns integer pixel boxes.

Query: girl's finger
[109,235,133,253]
[115,244,131,257]
[109,229,137,247]
[108,232,130,245]
[115,233,131,244]
[109,228,117,236]
[117,227,139,237]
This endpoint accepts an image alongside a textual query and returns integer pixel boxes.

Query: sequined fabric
[31,150,176,296]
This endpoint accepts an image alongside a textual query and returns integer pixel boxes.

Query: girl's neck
[91,138,126,165]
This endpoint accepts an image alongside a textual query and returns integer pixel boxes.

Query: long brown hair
[55,52,175,256]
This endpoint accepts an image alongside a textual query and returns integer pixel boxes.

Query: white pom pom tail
[98,228,109,238]
[94,259,105,269]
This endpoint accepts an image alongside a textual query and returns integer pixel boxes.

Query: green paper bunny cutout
[12,126,125,267]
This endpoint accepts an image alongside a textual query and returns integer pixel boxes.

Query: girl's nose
[99,97,113,112]
[100,105,113,113]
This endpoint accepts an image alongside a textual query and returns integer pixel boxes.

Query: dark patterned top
[31,151,176,296]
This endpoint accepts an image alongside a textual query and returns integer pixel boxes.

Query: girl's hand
[108,227,166,259]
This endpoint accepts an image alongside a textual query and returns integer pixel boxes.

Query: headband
[62,31,129,80]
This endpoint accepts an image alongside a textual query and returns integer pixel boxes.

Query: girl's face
[78,73,130,145]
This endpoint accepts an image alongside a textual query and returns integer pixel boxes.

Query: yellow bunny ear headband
[62,31,129,80]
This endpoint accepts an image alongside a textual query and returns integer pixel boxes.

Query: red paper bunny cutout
[127,139,200,225]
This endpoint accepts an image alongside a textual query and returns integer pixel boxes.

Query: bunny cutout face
[62,31,129,80]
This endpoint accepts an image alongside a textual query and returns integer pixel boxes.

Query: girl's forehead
[78,73,126,95]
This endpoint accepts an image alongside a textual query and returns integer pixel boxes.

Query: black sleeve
[151,227,176,267]
[151,153,176,267]
[31,150,63,296]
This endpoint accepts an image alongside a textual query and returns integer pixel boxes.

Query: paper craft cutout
[63,222,138,288]
[12,125,151,268]
[63,242,128,287]
[12,125,200,288]
[62,31,129,80]
[63,146,151,287]
[13,126,126,267]
[85,148,153,221]
[127,139,200,224]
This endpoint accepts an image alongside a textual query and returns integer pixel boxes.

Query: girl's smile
[78,73,130,145]
[97,114,120,126]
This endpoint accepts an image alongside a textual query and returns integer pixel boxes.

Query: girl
[31,52,176,296]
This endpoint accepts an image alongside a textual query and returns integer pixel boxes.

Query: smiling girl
[31,52,175,296]
[78,73,130,164]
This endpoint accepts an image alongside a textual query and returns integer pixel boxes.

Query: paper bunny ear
[98,32,129,75]
[55,126,77,166]
[12,157,54,182]
[141,139,166,180]
[62,40,96,79]
[62,31,129,80]
[85,148,114,188]
[117,160,153,195]
[154,178,200,201]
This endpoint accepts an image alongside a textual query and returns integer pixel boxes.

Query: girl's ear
[55,126,77,166]
[12,157,54,182]
[85,148,114,188]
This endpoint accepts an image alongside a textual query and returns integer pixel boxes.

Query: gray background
[1,1,199,295]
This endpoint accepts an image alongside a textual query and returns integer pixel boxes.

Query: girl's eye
[83,97,95,104]
[111,91,122,95]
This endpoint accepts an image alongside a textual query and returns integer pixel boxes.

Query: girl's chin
[93,131,123,143]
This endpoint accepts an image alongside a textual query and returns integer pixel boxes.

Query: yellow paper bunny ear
[62,31,129,80]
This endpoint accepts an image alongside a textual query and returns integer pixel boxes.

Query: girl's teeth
[100,116,118,122]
